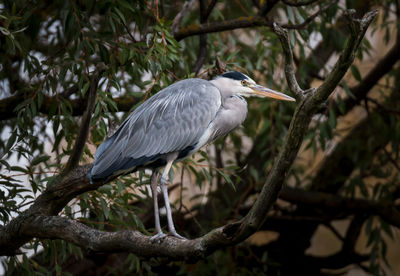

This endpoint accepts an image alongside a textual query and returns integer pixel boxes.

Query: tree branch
[171,0,197,35]
[311,78,399,193]
[258,0,279,16]
[281,0,322,7]
[173,0,334,40]
[64,65,106,173]
[204,0,218,19]
[273,23,306,100]
[173,16,273,41]
[338,34,400,113]
[281,0,336,30]
[0,92,142,121]
[20,215,215,260]
[279,187,400,228]
[193,0,210,75]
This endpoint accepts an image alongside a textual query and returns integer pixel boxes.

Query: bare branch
[173,1,333,40]
[19,215,212,260]
[193,0,209,75]
[172,0,197,35]
[204,0,218,19]
[64,64,106,173]
[339,35,400,113]
[258,0,279,16]
[281,0,321,7]
[174,16,273,41]
[272,23,305,100]
[281,0,336,29]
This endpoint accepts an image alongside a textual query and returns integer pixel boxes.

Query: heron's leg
[160,159,187,240]
[149,171,166,242]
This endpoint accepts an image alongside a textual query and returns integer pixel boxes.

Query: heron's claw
[169,230,187,240]
[149,232,167,243]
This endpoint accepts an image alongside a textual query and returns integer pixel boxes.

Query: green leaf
[329,108,336,129]
[37,91,43,108]
[31,155,50,166]
[341,81,356,99]
[350,65,362,82]
[100,198,110,219]
[5,131,17,152]
[81,82,90,96]
[55,264,62,275]
[216,169,236,191]
[113,7,126,25]
[10,165,28,173]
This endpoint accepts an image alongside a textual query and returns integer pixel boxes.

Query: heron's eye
[241,80,247,86]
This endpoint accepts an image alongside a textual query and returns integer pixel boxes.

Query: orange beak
[252,85,296,102]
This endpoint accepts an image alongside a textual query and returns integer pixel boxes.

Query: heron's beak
[252,85,296,102]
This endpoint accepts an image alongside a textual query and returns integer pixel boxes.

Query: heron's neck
[210,79,236,101]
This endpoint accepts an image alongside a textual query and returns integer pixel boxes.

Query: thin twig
[64,64,106,173]
[174,16,273,41]
[121,18,138,43]
[205,0,218,19]
[193,0,209,74]
[383,147,400,172]
[281,0,336,29]
[258,0,279,16]
[366,96,400,115]
[281,0,321,7]
[272,23,305,100]
[172,0,197,35]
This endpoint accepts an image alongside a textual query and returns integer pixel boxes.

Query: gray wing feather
[90,79,221,179]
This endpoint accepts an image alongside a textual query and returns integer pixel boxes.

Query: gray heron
[87,71,295,241]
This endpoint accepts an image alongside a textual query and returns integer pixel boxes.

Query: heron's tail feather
[86,167,94,184]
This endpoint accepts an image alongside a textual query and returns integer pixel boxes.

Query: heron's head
[211,71,295,102]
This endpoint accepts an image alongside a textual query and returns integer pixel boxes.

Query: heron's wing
[90,79,221,180]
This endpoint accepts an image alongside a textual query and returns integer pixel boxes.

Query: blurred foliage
[0,0,399,275]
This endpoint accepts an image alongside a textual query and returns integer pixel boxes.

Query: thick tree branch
[279,187,400,228]
[0,10,377,259]
[20,215,217,260]
[312,84,399,193]
[338,34,400,113]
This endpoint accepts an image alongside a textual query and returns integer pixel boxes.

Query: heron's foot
[149,232,167,243]
[168,230,187,240]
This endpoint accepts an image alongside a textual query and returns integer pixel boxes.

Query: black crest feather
[220,71,248,81]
